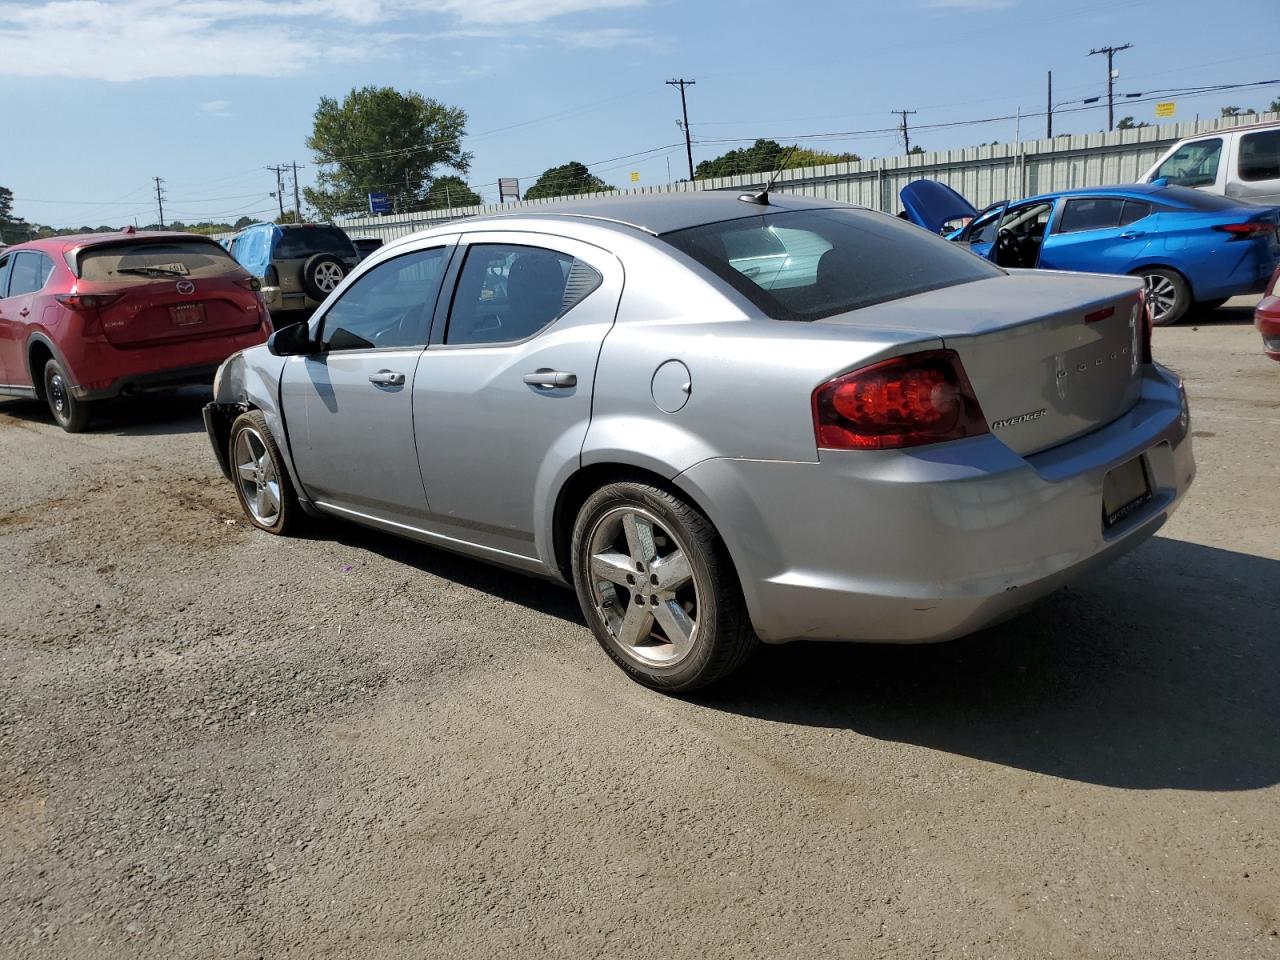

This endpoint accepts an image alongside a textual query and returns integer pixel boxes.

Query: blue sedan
[901,180,1280,324]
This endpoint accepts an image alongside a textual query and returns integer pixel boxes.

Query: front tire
[229,411,299,535]
[571,481,757,693]
[1137,267,1191,326]
[43,359,90,432]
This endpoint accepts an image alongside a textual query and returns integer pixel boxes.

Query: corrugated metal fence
[231,112,1280,243]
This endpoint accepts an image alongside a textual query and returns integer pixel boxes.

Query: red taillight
[236,276,262,292]
[812,350,989,451]
[55,293,120,312]
[1213,222,1274,239]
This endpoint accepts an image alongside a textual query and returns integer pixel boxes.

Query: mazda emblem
[176,280,195,295]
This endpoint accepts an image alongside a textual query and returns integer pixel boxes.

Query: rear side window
[77,241,237,281]
[1154,138,1222,187]
[446,244,601,345]
[1119,200,1151,225]
[273,227,357,260]
[7,252,51,296]
[1239,130,1280,182]
[663,208,1000,322]
[1057,197,1126,233]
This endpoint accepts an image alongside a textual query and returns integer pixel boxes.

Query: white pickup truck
[1140,120,1280,205]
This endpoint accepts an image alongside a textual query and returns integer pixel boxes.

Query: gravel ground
[1,300,1277,959]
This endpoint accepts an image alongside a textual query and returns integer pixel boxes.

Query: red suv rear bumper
[1256,293,1280,362]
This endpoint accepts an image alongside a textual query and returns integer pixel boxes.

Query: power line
[1089,42,1134,131]
[666,78,696,180]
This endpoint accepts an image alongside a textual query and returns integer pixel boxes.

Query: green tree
[274,211,301,225]
[908,145,925,155]
[0,185,33,244]
[1271,98,1280,114]
[233,216,256,229]
[1220,106,1257,118]
[1116,116,1151,130]
[304,86,471,219]
[424,175,481,209]
[523,162,614,200]
[694,139,859,179]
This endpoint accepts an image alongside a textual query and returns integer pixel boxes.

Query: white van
[1139,120,1280,205]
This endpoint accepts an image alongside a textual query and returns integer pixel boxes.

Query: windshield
[273,226,357,260]
[76,240,239,281]
[663,207,1000,321]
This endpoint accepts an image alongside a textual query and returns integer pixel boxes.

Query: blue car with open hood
[900,179,1280,325]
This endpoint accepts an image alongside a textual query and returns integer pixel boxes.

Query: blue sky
[2,0,1276,228]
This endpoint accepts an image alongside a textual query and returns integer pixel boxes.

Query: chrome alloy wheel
[314,261,344,293]
[234,427,282,526]
[1143,273,1178,324]
[48,372,69,419]
[586,506,701,667]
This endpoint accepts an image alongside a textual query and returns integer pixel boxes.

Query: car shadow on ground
[1186,300,1258,327]
[694,537,1279,793]
[0,388,210,437]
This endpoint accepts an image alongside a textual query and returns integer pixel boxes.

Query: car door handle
[523,370,577,389]
[368,370,405,386]
[1119,231,1145,240]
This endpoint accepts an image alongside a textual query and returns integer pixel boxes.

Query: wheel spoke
[236,463,257,481]
[652,599,695,656]
[622,512,657,567]
[652,550,691,591]
[255,486,270,518]
[591,551,635,587]
[616,601,655,648]
[260,482,281,513]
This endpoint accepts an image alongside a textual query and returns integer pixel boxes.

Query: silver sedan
[205,192,1195,691]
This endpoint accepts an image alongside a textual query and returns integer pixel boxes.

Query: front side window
[1238,130,1280,182]
[1057,197,1127,234]
[7,252,47,296]
[665,208,1000,322]
[1154,138,1222,187]
[320,246,448,351]
[446,244,601,345]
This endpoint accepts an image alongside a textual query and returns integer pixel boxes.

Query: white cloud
[0,0,649,81]
[200,99,232,116]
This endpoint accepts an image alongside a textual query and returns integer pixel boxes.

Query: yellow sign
[1155,101,1176,119]
[630,171,640,183]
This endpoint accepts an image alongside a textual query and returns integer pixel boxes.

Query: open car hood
[900,180,979,235]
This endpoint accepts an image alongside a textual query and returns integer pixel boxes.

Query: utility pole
[266,165,285,219]
[1046,70,1053,138]
[666,79,696,181]
[893,109,918,153]
[1088,43,1133,131]
[290,162,303,222]
[153,176,166,228]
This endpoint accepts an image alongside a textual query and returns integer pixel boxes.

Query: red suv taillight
[812,350,989,451]
[55,293,120,311]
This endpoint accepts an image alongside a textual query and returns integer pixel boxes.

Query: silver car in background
[204,193,1195,692]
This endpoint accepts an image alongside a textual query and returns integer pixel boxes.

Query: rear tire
[228,411,299,535]
[301,253,347,301]
[43,359,90,433]
[1136,267,1191,326]
[571,480,758,693]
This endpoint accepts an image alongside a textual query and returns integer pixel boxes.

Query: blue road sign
[367,192,391,215]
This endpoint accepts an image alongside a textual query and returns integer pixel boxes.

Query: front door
[279,240,455,524]
[0,252,47,392]
[413,232,623,561]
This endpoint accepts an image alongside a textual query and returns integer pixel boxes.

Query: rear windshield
[273,226,357,260]
[1160,185,1255,212]
[76,240,239,281]
[663,207,1001,321]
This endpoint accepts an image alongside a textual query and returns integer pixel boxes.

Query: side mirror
[1151,176,1169,187]
[267,321,318,357]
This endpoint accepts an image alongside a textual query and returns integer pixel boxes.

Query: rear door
[1230,129,1280,204]
[1039,197,1154,273]
[279,238,457,525]
[412,232,622,560]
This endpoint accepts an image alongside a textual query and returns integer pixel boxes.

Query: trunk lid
[72,239,261,347]
[817,271,1147,455]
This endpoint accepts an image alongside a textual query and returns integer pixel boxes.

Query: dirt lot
[1,302,1277,959]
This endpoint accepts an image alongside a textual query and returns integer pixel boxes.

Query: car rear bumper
[261,285,322,314]
[1255,294,1280,360]
[675,363,1194,644]
[68,325,271,400]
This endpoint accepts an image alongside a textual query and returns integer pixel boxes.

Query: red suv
[0,230,272,431]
